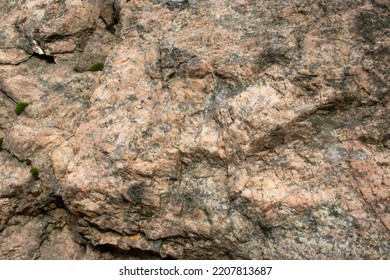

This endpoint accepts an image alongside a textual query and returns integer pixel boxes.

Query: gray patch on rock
[355,9,390,43]
[326,143,348,165]
[153,0,190,11]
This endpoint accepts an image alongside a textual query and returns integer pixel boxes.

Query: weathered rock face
[0,0,389,259]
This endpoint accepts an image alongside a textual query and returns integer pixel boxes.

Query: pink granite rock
[0,0,389,259]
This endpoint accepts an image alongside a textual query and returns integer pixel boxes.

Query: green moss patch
[30,167,40,180]
[15,102,29,116]
[86,62,104,72]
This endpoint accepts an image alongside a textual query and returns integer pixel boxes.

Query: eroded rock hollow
[0,0,389,259]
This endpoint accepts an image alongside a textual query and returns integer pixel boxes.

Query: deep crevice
[93,244,172,259]
[0,88,17,103]
[1,146,25,164]
[31,53,56,64]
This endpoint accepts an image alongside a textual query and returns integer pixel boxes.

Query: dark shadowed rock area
[0,0,389,259]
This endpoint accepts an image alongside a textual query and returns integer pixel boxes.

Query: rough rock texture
[0,0,389,259]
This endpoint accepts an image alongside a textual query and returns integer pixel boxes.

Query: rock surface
[0,0,389,259]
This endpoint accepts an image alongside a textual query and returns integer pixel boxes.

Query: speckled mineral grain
[0,0,389,259]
